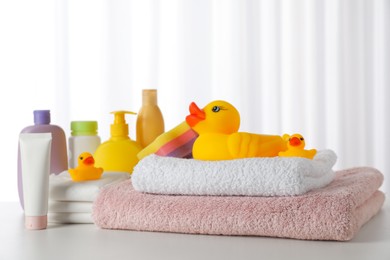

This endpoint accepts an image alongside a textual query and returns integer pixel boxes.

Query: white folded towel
[48,213,93,224]
[132,150,337,196]
[49,201,92,213]
[49,171,130,202]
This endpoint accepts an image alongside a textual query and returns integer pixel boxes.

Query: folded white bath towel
[49,201,93,213]
[48,212,93,224]
[132,150,337,196]
[49,171,130,202]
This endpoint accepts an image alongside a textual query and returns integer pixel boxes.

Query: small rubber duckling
[68,152,103,182]
[186,100,287,160]
[278,134,317,159]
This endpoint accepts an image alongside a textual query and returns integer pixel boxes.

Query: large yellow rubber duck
[68,152,103,182]
[185,100,287,160]
[278,134,317,159]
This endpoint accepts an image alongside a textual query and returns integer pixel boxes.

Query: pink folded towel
[92,167,385,241]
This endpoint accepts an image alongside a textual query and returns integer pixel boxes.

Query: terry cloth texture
[93,167,385,241]
[132,150,337,196]
[49,171,130,202]
[48,171,130,223]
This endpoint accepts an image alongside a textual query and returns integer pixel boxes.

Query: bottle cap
[142,89,158,105]
[71,121,98,136]
[110,111,136,138]
[33,110,51,125]
[25,215,47,230]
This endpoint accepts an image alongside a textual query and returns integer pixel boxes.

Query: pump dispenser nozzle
[110,111,137,139]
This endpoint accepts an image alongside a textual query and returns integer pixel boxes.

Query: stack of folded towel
[49,171,129,223]
[92,150,385,241]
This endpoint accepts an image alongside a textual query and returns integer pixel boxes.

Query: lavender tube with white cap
[19,133,52,230]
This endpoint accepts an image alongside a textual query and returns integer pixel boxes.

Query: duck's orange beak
[289,137,301,147]
[186,102,206,127]
[83,156,95,166]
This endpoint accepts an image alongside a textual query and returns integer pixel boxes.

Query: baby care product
[137,121,198,160]
[19,133,52,230]
[68,152,103,182]
[186,100,286,160]
[278,133,317,159]
[136,89,165,148]
[94,111,142,174]
[68,121,101,168]
[18,110,68,209]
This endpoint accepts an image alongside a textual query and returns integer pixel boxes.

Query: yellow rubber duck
[68,152,103,182]
[278,134,317,159]
[185,100,287,160]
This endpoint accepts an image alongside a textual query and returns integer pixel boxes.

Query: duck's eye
[300,137,304,141]
[79,156,83,160]
[212,106,221,112]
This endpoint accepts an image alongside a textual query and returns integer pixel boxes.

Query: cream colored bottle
[136,89,165,148]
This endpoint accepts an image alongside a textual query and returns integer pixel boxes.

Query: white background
[0,0,389,201]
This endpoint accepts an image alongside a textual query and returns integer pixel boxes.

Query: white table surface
[1,200,390,260]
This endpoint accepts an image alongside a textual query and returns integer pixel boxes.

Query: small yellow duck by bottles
[278,133,317,159]
[185,100,287,160]
[68,152,103,181]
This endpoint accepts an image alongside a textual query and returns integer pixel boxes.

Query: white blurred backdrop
[0,0,389,201]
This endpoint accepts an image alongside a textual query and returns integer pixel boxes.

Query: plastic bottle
[94,111,142,174]
[68,121,101,168]
[17,110,68,208]
[136,89,165,148]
